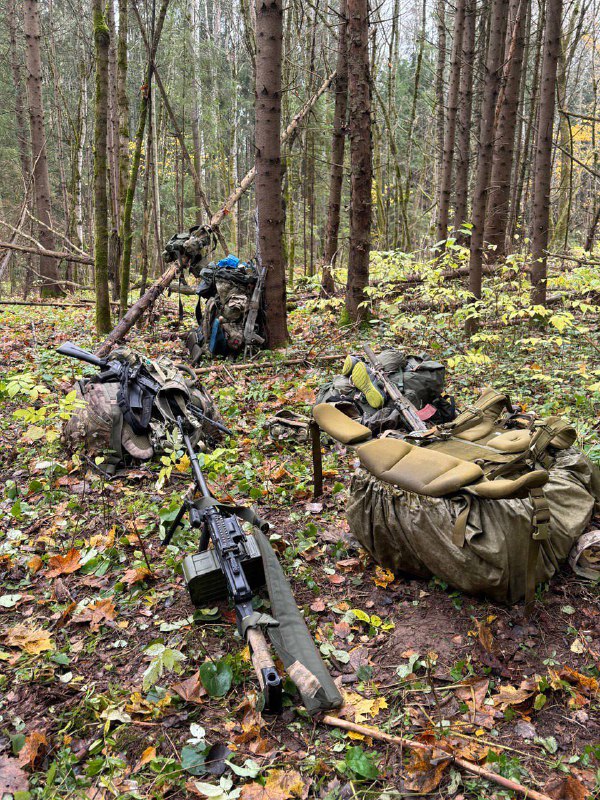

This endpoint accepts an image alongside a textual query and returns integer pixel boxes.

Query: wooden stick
[0,240,94,265]
[323,716,554,800]
[0,299,119,309]
[94,262,181,357]
[193,353,341,375]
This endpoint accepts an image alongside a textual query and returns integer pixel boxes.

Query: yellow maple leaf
[240,769,305,800]
[5,624,54,655]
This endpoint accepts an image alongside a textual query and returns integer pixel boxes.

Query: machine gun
[163,417,283,713]
[57,342,161,435]
[363,344,429,433]
[163,225,218,278]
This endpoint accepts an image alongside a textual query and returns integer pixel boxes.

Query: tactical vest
[63,349,221,474]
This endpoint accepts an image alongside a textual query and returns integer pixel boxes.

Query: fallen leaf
[310,599,326,613]
[122,566,152,586]
[5,624,54,654]
[493,681,536,711]
[0,756,29,795]
[46,548,82,578]
[133,746,156,772]
[559,666,599,698]
[545,775,590,800]
[339,692,387,724]
[455,677,490,710]
[240,769,305,800]
[333,621,351,640]
[27,555,43,574]
[18,731,48,769]
[172,671,207,704]
[373,566,395,588]
[405,746,451,793]
[73,598,117,631]
[326,574,345,586]
[475,618,494,653]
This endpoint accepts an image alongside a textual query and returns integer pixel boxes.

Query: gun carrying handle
[246,627,283,714]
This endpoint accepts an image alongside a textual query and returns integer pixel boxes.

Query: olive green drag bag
[314,389,600,609]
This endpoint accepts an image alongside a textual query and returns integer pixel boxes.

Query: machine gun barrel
[172,417,283,713]
[57,342,108,369]
[363,344,428,432]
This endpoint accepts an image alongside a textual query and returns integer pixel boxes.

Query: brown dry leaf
[0,756,29,795]
[455,677,490,710]
[5,624,54,655]
[171,671,206,705]
[474,618,494,653]
[28,555,43,574]
[46,548,82,578]
[493,682,535,711]
[133,746,156,773]
[545,775,590,800]
[405,747,451,793]
[18,731,48,769]
[310,599,326,613]
[373,566,395,588]
[559,666,599,698]
[122,567,152,586]
[336,557,361,572]
[73,598,117,631]
[240,769,305,800]
[333,621,351,640]
[326,574,345,586]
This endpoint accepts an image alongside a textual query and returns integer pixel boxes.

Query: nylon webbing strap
[452,495,472,547]
[192,496,270,532]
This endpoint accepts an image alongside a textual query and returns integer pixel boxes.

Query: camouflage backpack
[186,255,265,363]
[63,349,222,474]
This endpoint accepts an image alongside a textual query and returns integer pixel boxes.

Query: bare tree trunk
[117,0,129,216]
[530,0,562,306]
[120,0,169,315]
[434,0,446,190]
[322,0,349,295]
[187,0,204,226]
[255,0,288,346]
[23,0,62,297]
[8,0,31,181]
[436,0,466,245]
[92,0,112,333]
[345,0,372,322]
[485,0,529,257]
[468,0,508,307]
[453,0,476,233]
[509,3,543,244]
[106,0,121,299]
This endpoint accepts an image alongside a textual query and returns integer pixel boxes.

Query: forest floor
[1,259,599,800]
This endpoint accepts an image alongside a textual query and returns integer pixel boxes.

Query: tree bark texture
[119,0,169,315]
[93,0,112,333]
[23,0,61,297]
[485,0,529,257]
[435,0,446,187]
[530,0,562,305]
[453,0,476,233]
[322,0,349,295]
[436,0,466,244]
[255,0,288,347]
[345,0,372,322]
[468,0,509,301]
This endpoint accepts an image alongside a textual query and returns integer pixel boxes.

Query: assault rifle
[57,342,160,434]
[363,344,428,433]
[163,417,283,713]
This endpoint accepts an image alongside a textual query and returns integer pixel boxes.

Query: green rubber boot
[351,362,385,409]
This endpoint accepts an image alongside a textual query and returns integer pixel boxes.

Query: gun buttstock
[246,627,283,714]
